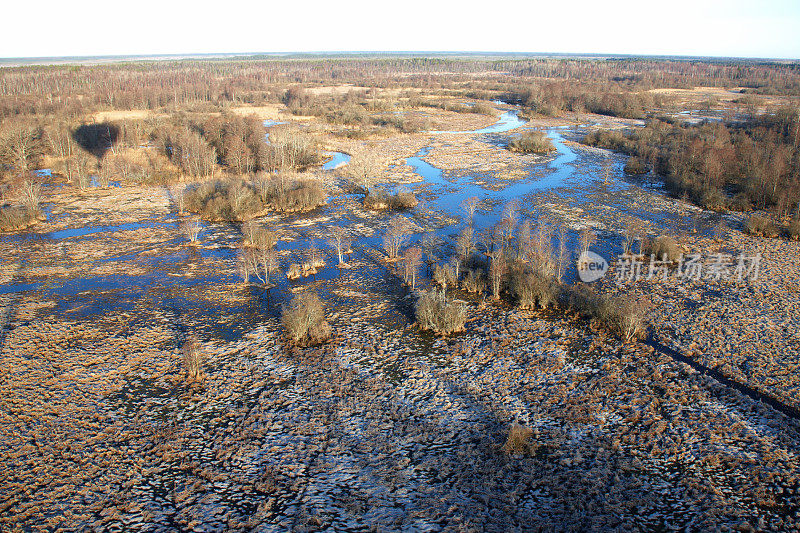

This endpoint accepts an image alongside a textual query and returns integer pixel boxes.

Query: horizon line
[1,50,798,66]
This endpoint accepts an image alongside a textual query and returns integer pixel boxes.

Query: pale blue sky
[2,0,799,59]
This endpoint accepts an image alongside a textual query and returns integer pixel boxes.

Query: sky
[2,0,799,59]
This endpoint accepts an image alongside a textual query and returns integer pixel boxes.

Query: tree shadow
[73,123,120,159]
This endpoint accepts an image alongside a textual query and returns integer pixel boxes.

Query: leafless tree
[602,157,612,185]
[18,181,42,211]
[461,196,480,226]
[421,233,441,275]
[556,223,569,282]
[180,216,202,243]
[402,246,423,289]
[578,228,597,256]
[456,226,475,266]
[0,119,44,174]
[622,217,643,254]
[347,149,382,193]
[489,254,507,301]
[382,216,412,259]
[182,337,204,382]
[326,226,352,265]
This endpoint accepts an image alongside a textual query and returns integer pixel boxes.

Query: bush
[281,291,331,346]
[363,187,418,211]
[0,205,42,231]
[508,131,555,154]
[565,284,610,320]
[433,263,457,290]
[789,219,800,241]
[462,268,486,294]
[700,188,728,211]
[623,156,648,175]
[181,337,204,382]
[415,290,467,336]
[642,235,680,262]
[503,422,534,455]
[185,177,326,221]
[286,263,302,280]
[743,215,779,238]
[565,285,646,341]
[512,269,558,310]
[610,296,649,342]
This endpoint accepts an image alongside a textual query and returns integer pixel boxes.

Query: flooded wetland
[2,56,800,532]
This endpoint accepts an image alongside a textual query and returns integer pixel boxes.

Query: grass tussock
[642,235,680,262]
[743,215,779,238]
[281,291,331,346]
[181,337,204,382]
[363,187,418,211]
[503,423,534,455]
[508,131,555,154]
[0,205,42,231]
[415,290,467,336]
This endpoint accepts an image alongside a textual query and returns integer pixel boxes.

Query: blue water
[431,110,526,135]
[322,151,351,170]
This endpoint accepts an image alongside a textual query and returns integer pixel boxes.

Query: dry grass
[502,423,534,455]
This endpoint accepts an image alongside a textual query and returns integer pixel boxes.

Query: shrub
[363,187,390,210]
[390,191,419,210]
[642,235,680,262]
[743,215,779,238]
[181,337,204,382]
[185,177,325,221]
[512,269,558,310]
[286,263,302,280]
[433,263,457,290]
[503,423,534,455]
[281,291,331,346]
[610,296,649,342]
[462,268,486,294]
[565,284,611,320]
[471,102,496,116]
[789,219,800,241]
[415,290,467,336]
[0,205,41,231]
[700,188,728,211]
[623,156,648,175]
[363,187,418,211]
[180,216,202,243]
[508,131,555,154]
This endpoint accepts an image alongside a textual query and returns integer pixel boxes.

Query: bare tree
[622,217,643,254]
[556,223,569,282]
[578,228,597,256]
[421,233,441,275]
[347,150,382,193]
[602,157,612,185]
[456,226,475,268]
[182,337,204,382]
[18,181,41,211]
[0,119,44,174]
[461,196,480,226]
[382,216,412,259]
[402,246,423,289]
[489,254,507,301]
[180,216,202,243]
[326,226,352,265]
